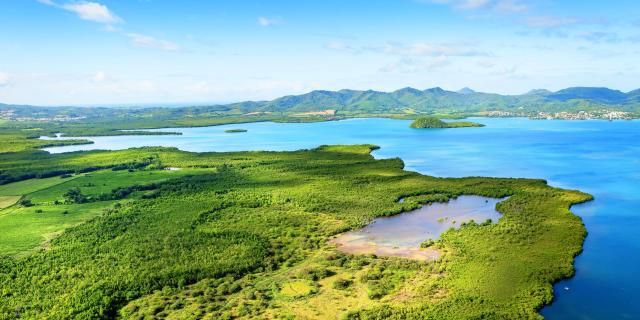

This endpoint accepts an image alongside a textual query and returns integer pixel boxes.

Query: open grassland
[0,174,78,196]
[0,169,200,256]
[0,144,591,319]
[0,196,20,209]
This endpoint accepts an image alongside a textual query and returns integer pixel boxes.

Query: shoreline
[0,142,594,318]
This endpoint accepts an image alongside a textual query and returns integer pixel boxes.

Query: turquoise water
[45,117,640,319]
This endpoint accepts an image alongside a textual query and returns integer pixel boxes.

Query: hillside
[5,86,640,117]
[221,86,640,114]
[1,87,638,135]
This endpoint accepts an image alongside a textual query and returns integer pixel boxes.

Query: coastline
[0,143,594,318]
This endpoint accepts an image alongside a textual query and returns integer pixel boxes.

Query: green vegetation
[444,121,486,128]
[0,169,200,256]
[410,116,449,128]
[332,278,354,290]
[410,116,484,129]
[278,281,318,300]
[420,239,436,248]
[0,138,591,319]
[0,134,92,153]
[3,87,638,134]
[1,87,637,156]
[0,196,20,209]
[0,174,78,196]
[225,128,248,133]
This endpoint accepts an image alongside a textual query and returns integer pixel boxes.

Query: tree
[19,199,33,207]
[64,188,87,204]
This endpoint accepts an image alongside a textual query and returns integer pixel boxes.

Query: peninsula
[0,142,591,319]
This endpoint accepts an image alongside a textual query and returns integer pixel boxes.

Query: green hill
[410,116,484,129]
[222,86,640,114]
[1,86,638,137]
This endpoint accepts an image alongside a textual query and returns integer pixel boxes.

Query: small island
[409,116,484,129]
[224,129,248,133]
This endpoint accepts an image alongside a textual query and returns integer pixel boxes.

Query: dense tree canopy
[0,142,590,319]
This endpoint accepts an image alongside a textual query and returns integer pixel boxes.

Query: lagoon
[44,117,640,319]
[331,196,503,261]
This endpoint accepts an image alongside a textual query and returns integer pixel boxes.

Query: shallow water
[332,196,503,260]
[44,117,640,319]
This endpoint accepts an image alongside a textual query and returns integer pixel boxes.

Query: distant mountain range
[2,87,639,117]
[214,86,640,114]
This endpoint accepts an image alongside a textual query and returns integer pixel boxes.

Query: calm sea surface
[45,117,640,319]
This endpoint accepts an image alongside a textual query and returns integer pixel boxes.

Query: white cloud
[184,79,311,99]
[0,72,11,86]
[324,40,488,59]
[36,0,56,6]
[477,61,496,68]
[425,0,529,13]
[102,24,122,32]
[61,2,122,24]
[380,42,489,57]
[125,33,181,51]
[39,1,184,53]
[493,0,528,13]
[257,17,280,27]
[458,0,491,10]
[524,16,580,28]
[490,65,526,79]
[39,2,182,53]
[380,56,450,73]
[324,41,359,53]
[39,0,122,24]
[578,31,620,44]
[92,71,106,82]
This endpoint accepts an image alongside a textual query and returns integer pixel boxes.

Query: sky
[0,0,639,106]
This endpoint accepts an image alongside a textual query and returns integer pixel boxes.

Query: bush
[332,278,353,290]
[297,267,335,281]
[64,188,87,204]
[420,239,436,248]
[19,199,33,207]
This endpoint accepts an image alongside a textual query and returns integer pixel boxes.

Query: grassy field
[0,143,591,319]
[0,174,78,196]
[0,169,200,257]
[0,201,116,256]
[0,196,20,209]
[24,169,199,204]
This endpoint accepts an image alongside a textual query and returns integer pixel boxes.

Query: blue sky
[0,0,639,105]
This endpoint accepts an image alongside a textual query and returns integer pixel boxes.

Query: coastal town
[531,110,634,120]
[0,108,86,122]
[483,109,635,120]
[2,106,636,123]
